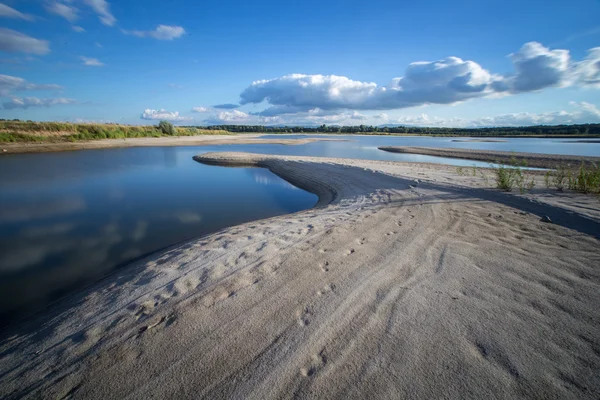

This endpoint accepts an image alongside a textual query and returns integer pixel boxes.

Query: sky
[0,0,599,127]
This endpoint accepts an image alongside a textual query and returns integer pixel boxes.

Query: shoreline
[0,135,343,155]
[379,146,600,169]
[1,153,599,398]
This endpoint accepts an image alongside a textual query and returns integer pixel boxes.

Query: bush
[493,157,533,193]
[495,164,520,191]
[158,120,175,135]
[543,162,600,194]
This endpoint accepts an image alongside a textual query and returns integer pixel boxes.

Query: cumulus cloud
[80,56,104,66]
[572,47,600,88]
[0,74,62,96]
[2,97,76,110]
[0,3,34,21]
[83,0,115,26]
[470,102,600,127]
[0,28,50,55]
[212,103,240,109]
[392,102,600,128]
[72,26,85,33]
[203,108,369,126]
[214,109,251,122]
[141,109,192,121]
[45,1,79,22]
[500,42,571,93]
[124,25,185,40]
[192,106,209,113]
[240,42,600,116]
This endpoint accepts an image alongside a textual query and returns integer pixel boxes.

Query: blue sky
[0,0,599,127]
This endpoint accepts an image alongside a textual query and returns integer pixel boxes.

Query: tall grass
[492,157,535,193]
[543,163,600,194]
[0,121,230,143]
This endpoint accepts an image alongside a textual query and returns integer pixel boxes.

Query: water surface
[0,146,317,326]
[2,135,599,326]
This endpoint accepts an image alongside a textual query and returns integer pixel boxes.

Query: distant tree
[158,120,175,135]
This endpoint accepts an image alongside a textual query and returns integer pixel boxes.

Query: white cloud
[572,47,600,88]
[392,102,600,128]
[215,109,251,122]
[45,1,79,22]
[2,97,76,110]
[0,28,50,55]
[124,25,185,40]
[83,0,115,26]
[192,106,209,113]
[95,42,102,48]
[470,102,600,127]
[141,109,192,121]
[80,56,104,66]
[72,25,85,33]
[374,113,389,121]
[240,42,600,117]
[0,74,62,96]
[203,108,370,126]
[501,42,571,93]
[0,3,34,21]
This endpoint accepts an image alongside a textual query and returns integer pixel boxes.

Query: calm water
[1,135,599,326]
[257,135,600,161]
[0,146,317,326]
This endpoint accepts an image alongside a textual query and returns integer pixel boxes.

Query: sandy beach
[0,135,341,155]
[1,153,599,399]
[379,146,600,169]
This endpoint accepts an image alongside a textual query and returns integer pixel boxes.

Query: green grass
[0,121,230,143]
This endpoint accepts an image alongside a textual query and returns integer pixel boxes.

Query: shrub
[158,120,175,135]
[495,164,519,191]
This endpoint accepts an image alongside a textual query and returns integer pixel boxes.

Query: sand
[379,146,600,169]
[0,135,341,155]
[1,153,599,399]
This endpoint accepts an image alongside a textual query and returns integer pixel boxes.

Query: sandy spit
[0,135,341,155]
[451,139,507,142]
[379,146,600,169]
[1,153,599,399]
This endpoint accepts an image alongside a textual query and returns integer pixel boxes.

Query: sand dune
[0,153,599,399]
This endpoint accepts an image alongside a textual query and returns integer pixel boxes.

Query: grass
[0,121,230,143]
[544,162,600,194]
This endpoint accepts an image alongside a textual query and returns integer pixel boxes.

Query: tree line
[185,123,600,136]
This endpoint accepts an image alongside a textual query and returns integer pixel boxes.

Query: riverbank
[379,146,600,169]
[0,135,341,154]
[1,153,599,399]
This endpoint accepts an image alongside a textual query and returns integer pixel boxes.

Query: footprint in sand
[355,238,366,245]
[300,350,328,377]
[296,307,312,327]
[320,261,330,272]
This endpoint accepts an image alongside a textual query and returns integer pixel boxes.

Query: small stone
[541,215,552,223]
[2,149,6,152]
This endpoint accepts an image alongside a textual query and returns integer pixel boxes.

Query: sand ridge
[0,153,599,399]
[379,146,600,169]
[0,135,344,155]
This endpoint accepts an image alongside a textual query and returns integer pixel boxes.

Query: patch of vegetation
[0,120,230,143]
[491,157,535,193]
[2,119,600,138]
[158,120,175,135]
[544,163,600,194]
